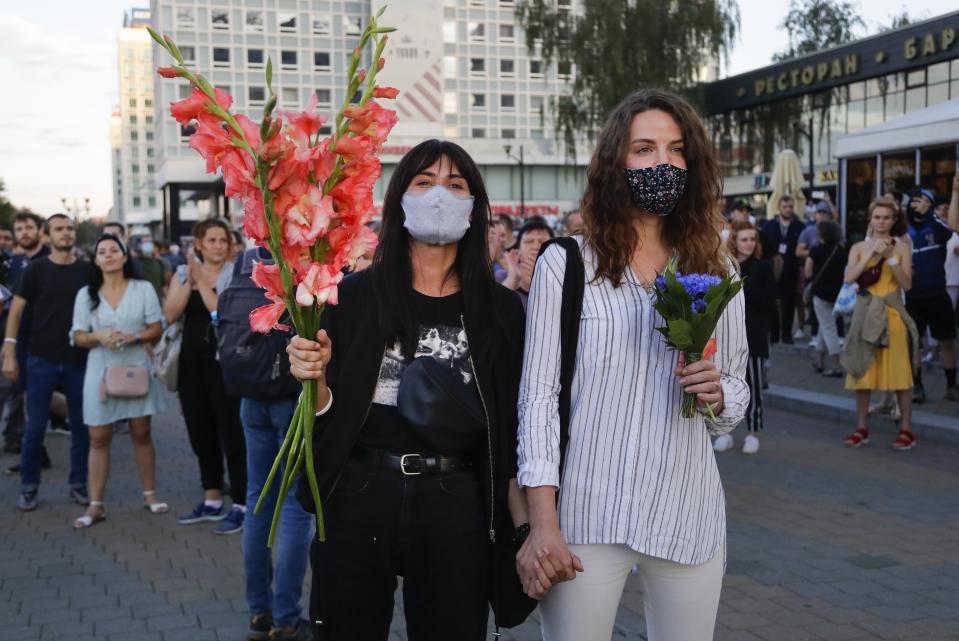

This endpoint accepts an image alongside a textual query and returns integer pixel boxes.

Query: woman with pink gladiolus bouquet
[148,6,398,543]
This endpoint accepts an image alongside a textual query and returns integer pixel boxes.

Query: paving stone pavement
[1,398,958,641]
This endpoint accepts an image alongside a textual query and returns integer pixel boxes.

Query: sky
[0,0,952,218]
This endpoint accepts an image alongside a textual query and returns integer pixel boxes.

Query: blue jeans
[21,356,87,490]
[241,398,314,627]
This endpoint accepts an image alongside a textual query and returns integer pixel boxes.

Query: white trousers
[539,544,724,641]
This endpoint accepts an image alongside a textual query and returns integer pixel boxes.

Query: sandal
[74,502,106,529]
[892,430,916,451]
[843,427,869,448]
[143,490,169,514]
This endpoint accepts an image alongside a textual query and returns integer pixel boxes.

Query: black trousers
[178,352,246,504]
[745,356,764,433]
[775,276,798,342]
[310,457,489,641]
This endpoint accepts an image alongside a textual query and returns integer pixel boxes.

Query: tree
[516,0,739,160]
[773,0,865,62]
[0,179,26,230]
[878,8,911,33]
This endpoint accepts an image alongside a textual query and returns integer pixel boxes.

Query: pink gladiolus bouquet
[148,8,397,544]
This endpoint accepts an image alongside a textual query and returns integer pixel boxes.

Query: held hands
[98,330,129,351]
[287,330,333,384]
[515,526,584,600]
[675,353,724,414]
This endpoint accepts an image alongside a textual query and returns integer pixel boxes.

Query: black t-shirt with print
[358,290,476,454]
[18,257,91,366]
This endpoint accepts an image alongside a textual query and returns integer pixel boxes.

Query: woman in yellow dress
[841,198,919,450]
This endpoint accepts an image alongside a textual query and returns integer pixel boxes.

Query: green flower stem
[681,351,703,419]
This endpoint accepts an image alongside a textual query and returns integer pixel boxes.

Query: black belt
[352,446,473,476]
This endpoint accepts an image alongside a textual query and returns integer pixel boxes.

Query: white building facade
[148,0,588,239]
[114,7,162,227]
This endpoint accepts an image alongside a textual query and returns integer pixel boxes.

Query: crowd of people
[713,174,959,455]
[3,85,958,641]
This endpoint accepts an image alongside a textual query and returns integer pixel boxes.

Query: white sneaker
[713,434,734,452]
[742,435,760,454]
[807,336,818,348]
[793,329,806,340]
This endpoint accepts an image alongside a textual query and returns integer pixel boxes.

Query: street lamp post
[60,197,91,224]
[504,144,525,220]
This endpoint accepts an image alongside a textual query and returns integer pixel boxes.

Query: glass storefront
[845,157,876,244]
[707,59,959,186]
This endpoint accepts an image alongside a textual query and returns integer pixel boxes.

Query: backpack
[216,248,300,401]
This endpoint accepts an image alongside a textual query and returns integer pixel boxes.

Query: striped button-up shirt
[517,240,749,565]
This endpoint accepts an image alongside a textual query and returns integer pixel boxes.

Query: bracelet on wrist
[512,523,531,545]
[3,337,16,344]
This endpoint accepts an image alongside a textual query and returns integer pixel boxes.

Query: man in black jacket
[761,195,806,344]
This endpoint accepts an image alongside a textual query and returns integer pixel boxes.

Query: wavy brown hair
[582,89,726,284]
[727,220,762,260]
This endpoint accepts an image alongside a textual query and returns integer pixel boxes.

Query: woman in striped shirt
[516,90,749,641]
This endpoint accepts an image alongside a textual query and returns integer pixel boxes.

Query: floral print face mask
[623,163,688,217]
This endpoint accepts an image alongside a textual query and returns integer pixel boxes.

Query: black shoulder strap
[536,237,584,480]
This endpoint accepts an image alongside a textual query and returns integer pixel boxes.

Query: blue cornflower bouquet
[652,259,743,418]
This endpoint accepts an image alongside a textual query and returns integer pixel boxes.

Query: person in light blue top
[70,234,168,529]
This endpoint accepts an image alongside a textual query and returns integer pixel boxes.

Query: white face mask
[141,241,154,254]
[402,185,475,246]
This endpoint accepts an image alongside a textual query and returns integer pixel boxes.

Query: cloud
[0,15,112,73]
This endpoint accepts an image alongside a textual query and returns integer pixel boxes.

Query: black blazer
[297,267,535,628]
[761,217,806,282]
[739,257,776,359]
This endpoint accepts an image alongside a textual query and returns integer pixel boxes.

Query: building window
[344,16,362,36]
[530,60,543,77]
[470,58,485,75]
[248,49,264,66]
[282,87,298,105]
[500,59,515,76]
[312,16,331,34]
[147,164,155,174]
[129,115,137,124]
[314,52,331,70]
[249,86,266,103]
[530,95,544,113]
[472,128,486,138]
[905,86,925,112]
[444,92,458,114]
[179,46,196,63]
[907,69,925,87]
[502,128,516,139]
[928,61,949,85]
[501,94,515,109]
[531,128,544,139]
[468,22,485,41]
[928,82,949,106]
[471,93,486,110]
[133,196,141,207]
[146,131,153,141]
[145,115,153,124]
[130,131,138,141]
[148,196,156,208]
[146,148,154,157]
[179,125,193,138]
[213,47,230,66]
[443,21,456,43]
[281,50,298,69]
[128,98,136,107]
[319,125,332,135]
[245,10,264,32]
[175,8,195,27]
[558,61,572,77]
[315,89,332,106]
[132,164,140,174]
[278,13,296,33]
[443,56,457,78]
[211,9,229,29]
[498,24,515,42]
[144,99,152,108]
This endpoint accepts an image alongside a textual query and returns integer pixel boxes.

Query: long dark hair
[582,89,727,284]
[89,234,136,310]
[372,139,502,359]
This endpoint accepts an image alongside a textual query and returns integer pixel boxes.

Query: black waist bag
[396,356,487,456]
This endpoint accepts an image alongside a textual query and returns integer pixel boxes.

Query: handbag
[802,245,839,306]
[833,282,859,316]
[396,356,486,456]
[99,365,150,402]
[153,321,182,392]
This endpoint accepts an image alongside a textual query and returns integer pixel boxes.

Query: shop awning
[836,98,959,159]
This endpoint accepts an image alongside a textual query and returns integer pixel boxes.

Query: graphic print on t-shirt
[372,324,473,406]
